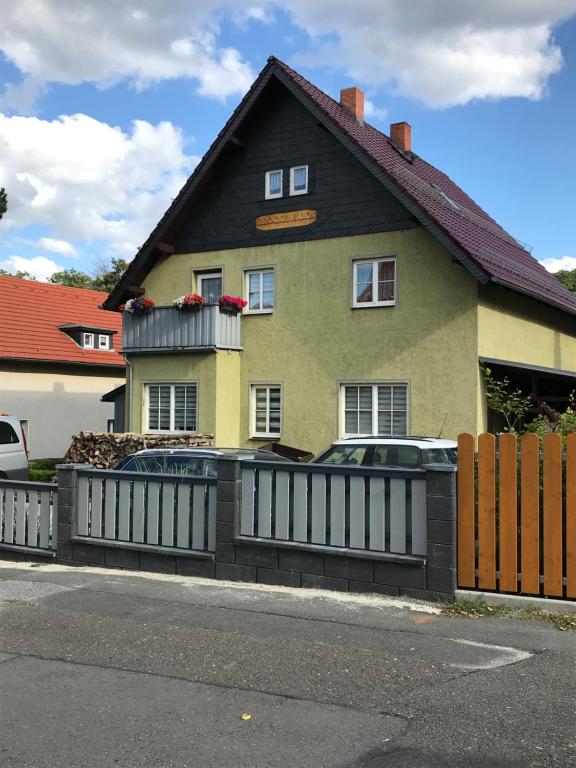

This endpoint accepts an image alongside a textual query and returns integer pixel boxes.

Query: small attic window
[98,334,111,350]
[432,184,460,211]
[82,333,94,349]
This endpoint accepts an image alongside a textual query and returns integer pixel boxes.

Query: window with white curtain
[146,383,198,432]
[341,383,408,436]
[251,385,282,438]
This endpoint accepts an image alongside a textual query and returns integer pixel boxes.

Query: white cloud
[283,0,576,106]
[540,256,576,273]
[38,237,77,257]
[0,255,62,281]
[364,99,387,123]
[0,2,573,109]
[0,112,198,258]
[0,0,255,104]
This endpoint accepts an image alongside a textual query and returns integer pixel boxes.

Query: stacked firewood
[64,431,214,469]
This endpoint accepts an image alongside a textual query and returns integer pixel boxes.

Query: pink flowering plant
[173,293,205,311]
[218,295,247,312]
[119,297,155,315]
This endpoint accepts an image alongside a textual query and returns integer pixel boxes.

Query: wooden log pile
[64,431,215,469]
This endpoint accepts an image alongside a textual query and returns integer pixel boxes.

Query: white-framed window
[352,258,396,307]
[251,384,282,438]
[265,169,283,199]
[106,418,115,433]
[197,271,222,304]
[289,165,308,196]
[98,334,111,350]
[245,269,275,313]
[341,383,408,436]
[146,383,198,432]
[82,332,94,349]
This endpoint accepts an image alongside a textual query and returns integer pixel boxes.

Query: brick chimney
[340,87,364,122]
[390,122,411,153]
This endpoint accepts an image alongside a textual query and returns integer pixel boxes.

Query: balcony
[122,305,242,354]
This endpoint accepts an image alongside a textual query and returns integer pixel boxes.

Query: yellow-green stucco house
[105,57,576,456]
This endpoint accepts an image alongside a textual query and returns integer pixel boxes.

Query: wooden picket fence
[457,433,576,600]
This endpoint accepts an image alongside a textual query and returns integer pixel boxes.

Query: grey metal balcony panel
[122,305,242,353]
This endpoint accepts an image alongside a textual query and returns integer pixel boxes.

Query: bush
[28,458,63,482]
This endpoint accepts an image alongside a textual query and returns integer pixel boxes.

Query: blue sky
[0,1,575,280]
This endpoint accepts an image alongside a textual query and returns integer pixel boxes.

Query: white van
[0,415,29,480]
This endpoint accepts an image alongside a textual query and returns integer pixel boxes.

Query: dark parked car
[114,447,292,478]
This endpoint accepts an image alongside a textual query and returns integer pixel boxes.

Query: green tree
[481,365,533,433]
[49,268,94,289]
[0,188,6,220]
[554,269,576,294]
[0,268,36,280]
[92,257,129,293]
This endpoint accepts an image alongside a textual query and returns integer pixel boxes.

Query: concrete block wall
[55,464,215,577]
[213,459,458,601]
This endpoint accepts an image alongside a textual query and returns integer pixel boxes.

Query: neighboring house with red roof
[103,57,576,453]
[0,276,125,458]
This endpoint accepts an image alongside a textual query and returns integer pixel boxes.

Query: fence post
[214,458,256,583]
[425,464,457,597]
[55,464,90,564]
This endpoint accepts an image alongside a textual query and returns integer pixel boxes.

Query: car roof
[334,437,457,449]
[124,447,278,457]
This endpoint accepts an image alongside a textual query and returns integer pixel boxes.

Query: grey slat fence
[239,463,427,556]
[74,468,216,553]
[0,479,57,555]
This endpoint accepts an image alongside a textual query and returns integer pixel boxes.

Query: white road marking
[448,638,533,669]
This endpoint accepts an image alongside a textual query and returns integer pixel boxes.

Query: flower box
[218,295,247,314]
[119,297,155,315]
[173,293,205,311]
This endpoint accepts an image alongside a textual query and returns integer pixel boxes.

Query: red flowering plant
[173,293,206,311]
[218,295,247,313]
[120,297,155,315]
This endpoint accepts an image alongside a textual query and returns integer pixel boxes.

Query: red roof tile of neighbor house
[0,276,125,366]
[105,56,576,316]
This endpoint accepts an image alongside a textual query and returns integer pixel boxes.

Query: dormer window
[265,169,283,199]
[98,334,111,350]
[82,333,94,349]
[290,165,308,195]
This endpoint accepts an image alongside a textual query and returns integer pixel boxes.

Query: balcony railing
[122,305,242,354]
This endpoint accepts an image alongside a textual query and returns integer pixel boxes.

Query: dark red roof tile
[273,58,576,314]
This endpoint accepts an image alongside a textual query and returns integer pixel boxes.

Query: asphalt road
[0,561,574,767]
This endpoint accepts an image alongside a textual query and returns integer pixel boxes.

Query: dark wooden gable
[172,79,417,255]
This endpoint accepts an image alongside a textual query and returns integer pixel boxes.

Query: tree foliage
[0,188,6,220]
[49,268,94,289]
[481,365,533,432]
[554,269,576,294]
[0,268,35,280]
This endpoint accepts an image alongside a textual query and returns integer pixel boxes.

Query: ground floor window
[251,384,282,438]
[146,383,198,432]
[341,383,408,436]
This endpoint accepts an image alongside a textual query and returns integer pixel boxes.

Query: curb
[455,589,576,615]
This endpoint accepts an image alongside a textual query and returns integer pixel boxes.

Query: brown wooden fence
[457,432,576,600]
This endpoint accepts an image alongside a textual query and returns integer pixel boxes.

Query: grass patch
[442,598,576,631]
[28,458,63,482]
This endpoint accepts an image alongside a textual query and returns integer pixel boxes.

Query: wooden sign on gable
[256,210,317,231]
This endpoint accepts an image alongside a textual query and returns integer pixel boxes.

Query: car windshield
[117,454,216,477]
[315,445,369,465]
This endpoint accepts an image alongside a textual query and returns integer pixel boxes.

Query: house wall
[477,284,576,431]
[0,364,124,458]
[130,228,479,455]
